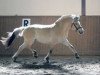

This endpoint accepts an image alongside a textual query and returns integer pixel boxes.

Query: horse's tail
[0,27,24,48]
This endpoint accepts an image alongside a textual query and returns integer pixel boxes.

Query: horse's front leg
[62,39,80,59]
[44,48,53,63]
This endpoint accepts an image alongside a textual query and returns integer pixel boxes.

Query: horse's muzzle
[78,28,84,34]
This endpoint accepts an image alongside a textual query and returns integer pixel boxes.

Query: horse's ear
[74,16,80,22]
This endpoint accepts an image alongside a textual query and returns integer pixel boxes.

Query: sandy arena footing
[0,56,100,75]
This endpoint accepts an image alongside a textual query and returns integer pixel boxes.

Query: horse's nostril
[79,30,83,34]
[81,32,83,34]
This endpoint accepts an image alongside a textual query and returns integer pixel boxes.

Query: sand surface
[0,56,100,75]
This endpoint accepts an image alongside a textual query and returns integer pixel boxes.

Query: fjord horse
[0,15,84,63]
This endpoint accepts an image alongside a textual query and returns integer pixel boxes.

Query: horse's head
[71,15,84,34]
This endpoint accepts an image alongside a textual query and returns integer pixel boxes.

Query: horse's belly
[36,36,52,44]
[35,29,62,45]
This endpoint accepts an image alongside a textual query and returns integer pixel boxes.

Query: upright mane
[55,15,80,24]
[55,15,68,24]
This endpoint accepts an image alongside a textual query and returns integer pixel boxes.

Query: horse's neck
[54,22,71,37]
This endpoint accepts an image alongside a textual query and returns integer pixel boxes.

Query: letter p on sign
[22,18,31,27]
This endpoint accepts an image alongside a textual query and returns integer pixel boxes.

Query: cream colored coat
[0,15,84,61]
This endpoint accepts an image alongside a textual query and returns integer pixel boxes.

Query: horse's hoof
[12,57,17,62]
[75,53,80,59]
[34,55,38,58]
[34,51,38,58]
[44,56,50,63]
[43,60,50,64]
[46,60,49,64]
[44,61,50,65]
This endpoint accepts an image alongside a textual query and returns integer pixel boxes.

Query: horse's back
[30,24,55,29]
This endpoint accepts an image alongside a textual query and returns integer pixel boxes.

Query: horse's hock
[0,16,100,56]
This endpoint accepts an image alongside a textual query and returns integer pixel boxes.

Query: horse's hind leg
[12,42,27,62]
[23,28,38,58]
[25,39,38,58]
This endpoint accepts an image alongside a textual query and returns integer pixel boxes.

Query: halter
[72,22,82,31]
